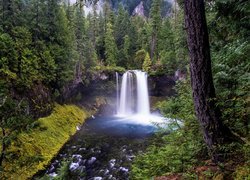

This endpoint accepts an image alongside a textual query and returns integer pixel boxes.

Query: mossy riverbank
[1,104,89,179]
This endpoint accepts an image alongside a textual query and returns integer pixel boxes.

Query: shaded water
[38,70,170,179]
[39,115,161,179]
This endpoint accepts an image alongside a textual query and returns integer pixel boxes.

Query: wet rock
[79,159,86,166]
[70,162,80,171]
[88,157,97,165]
[49,172,58,177]
[109,159,116,169]
[95,149,101,154]
[119,167,129,173]
[47,165,55,173]
[72,154,82,162]
[122,148,126,152]
[90,148,95,153]
[79,147,86,152]
[78,165,86,174]
[148,75,176,96]
[93,177,103,180]
[104,169,110,175]
[126,155,135,161]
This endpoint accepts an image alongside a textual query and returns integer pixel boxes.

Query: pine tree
[158,19,177,75]
[73,4,86,82]
[134,49,146,69]
[96,12,106,61]
[104,22,118,66]
[114,5,130,49]
[149,0,162,62]
[143,52,151,72]
[184,0,235,162]
[122,35,131,67]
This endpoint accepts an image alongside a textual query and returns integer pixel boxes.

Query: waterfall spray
[117,70,150,116]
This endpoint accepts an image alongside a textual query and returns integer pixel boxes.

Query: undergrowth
[131,79,250,179]
[1,104,88,179]
[131,80,207,179]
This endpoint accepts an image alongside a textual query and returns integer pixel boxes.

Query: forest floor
[155,155,249,180]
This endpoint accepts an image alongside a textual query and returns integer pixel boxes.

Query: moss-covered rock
[1,104,89,179]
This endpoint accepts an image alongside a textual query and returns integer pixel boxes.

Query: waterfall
[117,70,150,116]
[135,71,150,115]
[116,72,119,113]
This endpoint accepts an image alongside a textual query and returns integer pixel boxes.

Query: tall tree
[122,35,130,67]
[184,0,234,162]
[73,4,86,83]
[104,22,118,66]
[149,0,162,61]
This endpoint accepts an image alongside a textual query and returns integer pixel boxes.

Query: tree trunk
[150,33,156,60]
[0,127,6,167]
[184,0,233,162]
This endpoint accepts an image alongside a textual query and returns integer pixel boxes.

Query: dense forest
[0,0,249,179]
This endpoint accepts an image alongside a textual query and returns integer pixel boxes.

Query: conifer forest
[0,0,249,179]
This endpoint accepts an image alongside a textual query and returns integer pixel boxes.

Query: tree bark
[184,0,233,162]
[150,33,157,60]
[0,127,6,167]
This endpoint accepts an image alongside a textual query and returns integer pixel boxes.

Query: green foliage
[149,0,162,62]
[105,23,118,66]
[142,52,151,73]
[212,39,250,136]
[121,35,131,68]
[207,0,250,138]
[132,130,204,179]
[0,97,32,131]
[134,49,147,69]
[1,104,88,179]
[233,144,250,179]
[54,160,71,180]
[131,80,206,179]
[94,65,125,73]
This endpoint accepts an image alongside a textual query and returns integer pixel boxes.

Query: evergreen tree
[49,6,76,88]
[96,12,106,61]
[121,35,130,67]
[114,5,130,49]
[158,19,177,75]
[149,0,162,62]
[184,0,235,162]
[134,49,147,69]
[73,5,86,82]
[104,22,118,66]
[143,52,151,72]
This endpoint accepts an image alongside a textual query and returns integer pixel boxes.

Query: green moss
[2,104,89,179]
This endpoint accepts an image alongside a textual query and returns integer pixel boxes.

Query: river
[38,115,159,179]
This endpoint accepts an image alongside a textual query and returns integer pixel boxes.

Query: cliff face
[148,75,176,97]
[62,70,176,103]
[75,0,174,17]
[132,1,146,18]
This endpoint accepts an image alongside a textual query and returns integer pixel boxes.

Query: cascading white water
[118,71,134,115]
[117,70,150,116]
[135,71,150,115]
[116,72,119,113]
[115,70,167,126]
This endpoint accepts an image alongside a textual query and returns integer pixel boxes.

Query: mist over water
[116,70,165,126]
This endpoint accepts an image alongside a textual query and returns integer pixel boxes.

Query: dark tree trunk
[150,33,156,60]
[0,127,6,167]
[184,0,233,162]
